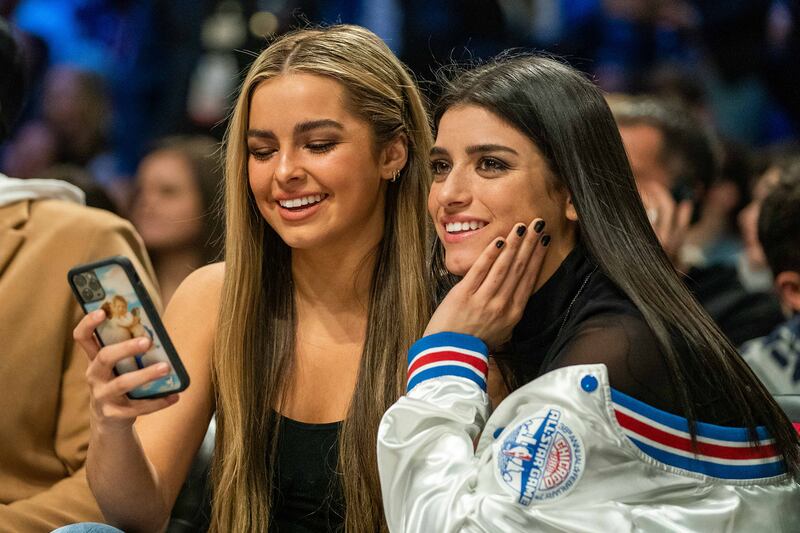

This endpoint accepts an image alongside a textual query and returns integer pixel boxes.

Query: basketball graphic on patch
[496,407,585,505]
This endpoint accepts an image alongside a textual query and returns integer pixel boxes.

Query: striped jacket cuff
[406,332,489,392]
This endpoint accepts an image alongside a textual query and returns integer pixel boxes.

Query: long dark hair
[433,55,800,476]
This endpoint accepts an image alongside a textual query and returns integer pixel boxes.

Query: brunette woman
[378,56,800,532]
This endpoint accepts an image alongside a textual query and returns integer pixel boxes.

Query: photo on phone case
[82,263,181,397]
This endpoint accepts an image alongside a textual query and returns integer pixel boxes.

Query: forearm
[87,425,170,533]
[378,332,491,531]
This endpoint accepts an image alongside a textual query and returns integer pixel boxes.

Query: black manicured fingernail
[516,224,526,236]
[496,239,505,248]
[534,220,545,233]
[541,235,551,246]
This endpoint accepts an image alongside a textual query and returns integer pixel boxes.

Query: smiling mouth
[277,194,328,211]
[445,221,486,234]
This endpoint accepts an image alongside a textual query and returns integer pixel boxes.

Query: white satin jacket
[378,332,800,532]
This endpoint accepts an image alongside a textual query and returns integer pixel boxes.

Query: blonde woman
[68,25,433,532]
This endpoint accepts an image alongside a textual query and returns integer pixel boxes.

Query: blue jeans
[52,524,124,533]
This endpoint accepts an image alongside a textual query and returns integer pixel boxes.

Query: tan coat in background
[0,199,160,533]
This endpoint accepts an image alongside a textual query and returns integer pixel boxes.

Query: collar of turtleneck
[510,241,597,366]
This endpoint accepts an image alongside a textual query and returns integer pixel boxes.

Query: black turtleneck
[500,242,738,425]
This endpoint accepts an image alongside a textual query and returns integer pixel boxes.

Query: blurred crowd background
[1,0,799,313]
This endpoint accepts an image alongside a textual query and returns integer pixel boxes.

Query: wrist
[407,332,489,392]
[92,415,136,438]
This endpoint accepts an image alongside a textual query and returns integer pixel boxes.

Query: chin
[444,254,475,277]
[272,227,332,250]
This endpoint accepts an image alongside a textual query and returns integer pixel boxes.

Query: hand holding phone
[69,256,189,400]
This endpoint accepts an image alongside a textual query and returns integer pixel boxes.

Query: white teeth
[445,221,486,233]
[279,194,325,209]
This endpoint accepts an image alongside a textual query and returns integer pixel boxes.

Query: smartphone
[68,256,190,399]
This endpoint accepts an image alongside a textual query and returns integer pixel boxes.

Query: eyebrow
[294,119,344,135]
[465,144,519,156]
[430,144,520,157]
[247,119,345,140]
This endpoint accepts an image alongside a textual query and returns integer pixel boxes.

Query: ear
[564,193,578,222]
[379,133,409,181]
[775,271,800,313]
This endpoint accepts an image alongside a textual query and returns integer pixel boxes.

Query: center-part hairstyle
[212,25,434,532]
[432,55,799,475]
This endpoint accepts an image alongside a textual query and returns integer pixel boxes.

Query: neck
[533,230,577,293]
[291,232,382,315]
[151,246,204,305]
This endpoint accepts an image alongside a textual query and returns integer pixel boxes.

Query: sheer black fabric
[270,417,344,532]
[500,242,739,425]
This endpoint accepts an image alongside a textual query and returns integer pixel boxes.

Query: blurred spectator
[611,94,785,345]
[1,118,57,178]
[613,96,715,209]
[40,66,116,183]
[0,16,159,531]
[740,162,800,394]
[738,148,800,292]
[129,135,222,304]
[12,0,214,174]
[39,163,119,214]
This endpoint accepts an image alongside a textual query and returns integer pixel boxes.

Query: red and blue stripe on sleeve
[406,332,489,393]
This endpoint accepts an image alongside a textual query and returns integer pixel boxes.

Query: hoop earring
[390,169,400,183]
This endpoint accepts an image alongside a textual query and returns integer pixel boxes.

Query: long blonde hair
[210,25,433,531]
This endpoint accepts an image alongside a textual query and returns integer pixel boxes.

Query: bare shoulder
[163,262,225,351]
[168,263,225,312]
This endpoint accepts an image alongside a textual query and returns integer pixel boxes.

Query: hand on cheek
[425,218,550,350]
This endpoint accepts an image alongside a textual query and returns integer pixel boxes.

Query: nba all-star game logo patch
[496,407,585,505]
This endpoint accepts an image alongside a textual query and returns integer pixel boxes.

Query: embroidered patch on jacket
[496,407,585,505]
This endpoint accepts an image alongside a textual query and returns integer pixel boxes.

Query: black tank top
[270,416,345,532]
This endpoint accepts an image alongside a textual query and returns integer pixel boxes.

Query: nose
[273,148,306,187]
[434,164,471,210]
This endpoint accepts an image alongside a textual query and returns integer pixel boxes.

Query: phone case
[68,256,190,399]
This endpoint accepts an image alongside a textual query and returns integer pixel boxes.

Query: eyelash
[478,157,509,173]
[430,160,451,176]
[307,142,337,154]
[249,149,275,161]
[248,141,338,161]
[429,157,510,178]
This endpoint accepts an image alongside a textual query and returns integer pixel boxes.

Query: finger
[89,337,152,380]
[102,395,180,419]
[511,231,551,312]
[96,362,173,401]
[73,309,106,361]
[495,218,544,301]
[459,236,507,292]
[474,222,529,298]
